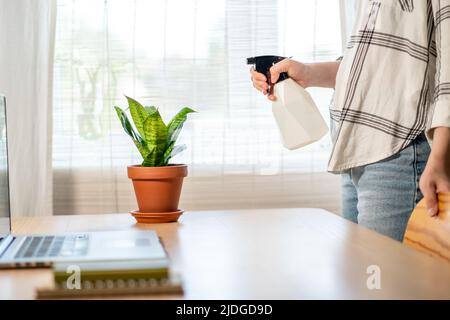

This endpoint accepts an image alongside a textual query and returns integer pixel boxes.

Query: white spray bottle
[247,55,328,150]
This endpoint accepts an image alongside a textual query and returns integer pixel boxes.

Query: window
[53,0,343,214]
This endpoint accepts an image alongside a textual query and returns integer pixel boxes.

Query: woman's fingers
[250,70,267,82]
[425,186,438,217]
[270,58,290,83]
[420,177,438,217]
[253,80,268,94]
[250,67,271,97]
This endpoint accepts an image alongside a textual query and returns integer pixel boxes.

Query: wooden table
[1,208,450,300]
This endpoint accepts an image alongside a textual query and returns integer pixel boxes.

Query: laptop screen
[0,96,10,238]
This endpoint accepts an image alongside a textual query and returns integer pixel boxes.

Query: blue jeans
[341,133,431,241]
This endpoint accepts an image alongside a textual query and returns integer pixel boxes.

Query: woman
[250,0,450,241]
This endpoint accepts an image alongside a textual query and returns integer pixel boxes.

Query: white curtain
[53,0,343,215]
[0,0,56,217]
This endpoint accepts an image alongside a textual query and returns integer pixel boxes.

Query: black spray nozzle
[247,55,289,93]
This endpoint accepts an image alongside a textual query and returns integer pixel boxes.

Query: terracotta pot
[127,164,188,215]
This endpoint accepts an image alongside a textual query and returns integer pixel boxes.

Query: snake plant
[114,96,196,167]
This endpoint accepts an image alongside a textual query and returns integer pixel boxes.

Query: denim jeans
[341,133,431,241]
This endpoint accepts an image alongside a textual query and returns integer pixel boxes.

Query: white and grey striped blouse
[328,0,450,172]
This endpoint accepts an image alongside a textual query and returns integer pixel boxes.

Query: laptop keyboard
[14,234,89,259]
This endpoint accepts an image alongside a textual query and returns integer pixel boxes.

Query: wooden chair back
[404,193,450,264]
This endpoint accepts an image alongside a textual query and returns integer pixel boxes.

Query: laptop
[0,95,168,269]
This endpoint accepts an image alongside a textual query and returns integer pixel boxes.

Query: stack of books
[36,259,183,299]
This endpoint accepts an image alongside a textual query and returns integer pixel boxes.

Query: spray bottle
[247,55,328,150]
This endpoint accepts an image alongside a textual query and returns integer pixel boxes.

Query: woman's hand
[249,59,340,101]
[419,127,450,216]
[250,59,311,101]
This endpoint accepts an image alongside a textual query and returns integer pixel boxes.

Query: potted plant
[114,96,196,223]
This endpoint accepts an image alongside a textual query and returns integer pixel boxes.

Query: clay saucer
[131,209,184,224]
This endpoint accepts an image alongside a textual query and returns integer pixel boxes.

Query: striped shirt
[328,0,450,172]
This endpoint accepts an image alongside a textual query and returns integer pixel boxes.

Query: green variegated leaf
[163,144,187,165]
[145,106,157,115]
[115,106,150,159]
[162,141,175,165]
[167,107,196,144]
[126,96,149,139]
[141,146,156,166]
[116,98,196,167]
[115,106,135,139]
[134,140,150,160]
[143,109,168,166]
[115,106,141,143]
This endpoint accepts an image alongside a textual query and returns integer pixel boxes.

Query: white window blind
[53,0,343,215]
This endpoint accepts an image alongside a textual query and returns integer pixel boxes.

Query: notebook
[36,259,183,299]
